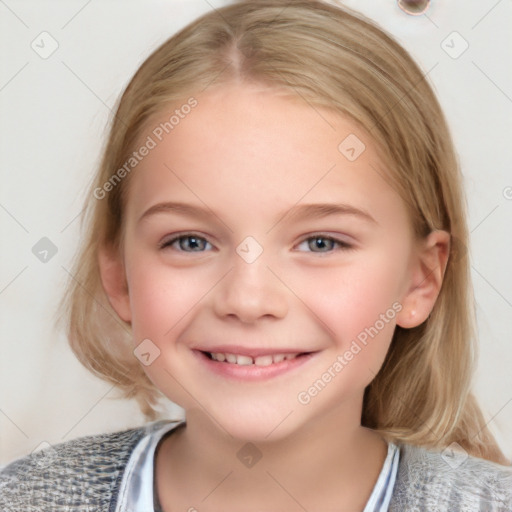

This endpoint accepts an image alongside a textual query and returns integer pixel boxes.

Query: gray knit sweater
[1,421,511,511]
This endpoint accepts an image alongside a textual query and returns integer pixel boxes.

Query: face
[104,83,428,441]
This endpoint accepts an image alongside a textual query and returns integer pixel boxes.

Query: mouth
[202,351,307,366]
[193,349,317,381]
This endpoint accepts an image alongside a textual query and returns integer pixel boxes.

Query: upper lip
[193,345,315,358]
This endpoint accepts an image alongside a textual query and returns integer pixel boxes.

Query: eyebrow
[137,201,377,226]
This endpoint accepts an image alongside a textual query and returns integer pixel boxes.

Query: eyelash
[158,232,354,254]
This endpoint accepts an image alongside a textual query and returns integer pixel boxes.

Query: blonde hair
[57,0,509,464]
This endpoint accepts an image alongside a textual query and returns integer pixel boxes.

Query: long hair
[56,0,508,464]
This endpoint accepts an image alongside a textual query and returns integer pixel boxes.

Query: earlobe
[396,230,451,329]
[98,244,132,324]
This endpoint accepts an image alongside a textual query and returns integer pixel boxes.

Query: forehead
[124,83,408,230]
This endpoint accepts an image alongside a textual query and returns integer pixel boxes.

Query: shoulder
[0,420,168,511]
[390,441,512,512]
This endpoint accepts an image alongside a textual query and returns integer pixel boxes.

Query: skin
[99,82,449,511]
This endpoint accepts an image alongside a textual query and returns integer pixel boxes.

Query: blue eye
[297,235,352,253]
[160,234,212,252]
[159,233,352,254]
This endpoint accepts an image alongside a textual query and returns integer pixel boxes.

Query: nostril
[397,0,431,16]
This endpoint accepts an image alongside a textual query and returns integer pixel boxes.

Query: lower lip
[193,350,317,381]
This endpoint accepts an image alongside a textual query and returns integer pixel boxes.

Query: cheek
[123,255,215,405]
[296,267,401,396]
[290,254,405,363]
[299,262,401,324]
[125,254,214,341]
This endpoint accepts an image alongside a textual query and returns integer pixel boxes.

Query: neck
[156,395,389,511]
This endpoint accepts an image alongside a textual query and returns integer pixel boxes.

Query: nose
[213,253,289,324]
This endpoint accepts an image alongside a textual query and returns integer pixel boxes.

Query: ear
[98,243,132,324]
[396,230,451,329]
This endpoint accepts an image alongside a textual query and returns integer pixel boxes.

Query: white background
[1,0,511,465]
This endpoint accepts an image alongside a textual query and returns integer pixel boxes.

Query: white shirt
[115,420,399,512]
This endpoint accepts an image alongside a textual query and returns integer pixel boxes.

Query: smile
[194,349,317,381]
[205,352,301,366]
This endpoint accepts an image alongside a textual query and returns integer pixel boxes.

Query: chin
[208,401,304,444]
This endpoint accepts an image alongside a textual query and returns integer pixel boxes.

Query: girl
[1,0,511,510]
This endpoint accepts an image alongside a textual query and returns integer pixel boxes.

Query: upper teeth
[209,352,299,366]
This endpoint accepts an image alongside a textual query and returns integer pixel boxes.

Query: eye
[296,235,353,253]
[159,233,212,252]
